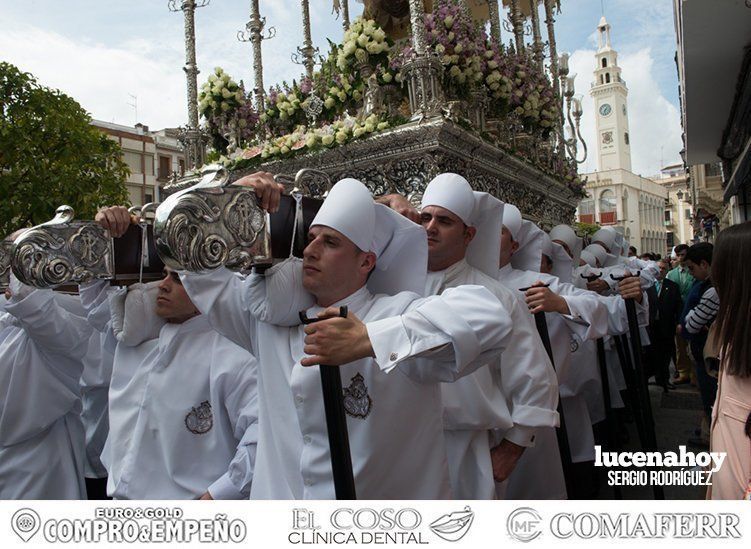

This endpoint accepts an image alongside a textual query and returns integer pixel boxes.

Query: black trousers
[85,477,111,500]
[645,338,673,389]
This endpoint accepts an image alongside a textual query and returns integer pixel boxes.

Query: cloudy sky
[0,0,681,177]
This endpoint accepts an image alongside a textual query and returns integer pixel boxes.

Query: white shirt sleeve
[366,285,514,383]
[5,283,93,363]
[208,352,259,500]
[180,268,259,356]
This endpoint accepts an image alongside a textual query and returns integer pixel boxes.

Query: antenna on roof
[127,93,138,125]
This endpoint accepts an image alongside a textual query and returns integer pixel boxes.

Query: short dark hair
[674,244,689,254]
[629,245,637,255]
[685,242,713,265]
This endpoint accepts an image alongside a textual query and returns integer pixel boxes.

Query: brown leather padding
[112,224,165,284]
[269,195,323,260]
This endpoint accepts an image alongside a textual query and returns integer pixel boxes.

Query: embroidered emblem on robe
[569,336,579,353]
[185,400,213,434]
[342,373,372,419]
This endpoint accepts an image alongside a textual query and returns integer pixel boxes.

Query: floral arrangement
[198,67,257,153]
[336,17,392,76]
[220,113,395,171]
[423,0,485,97]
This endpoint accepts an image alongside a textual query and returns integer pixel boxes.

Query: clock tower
[591,16,632,172]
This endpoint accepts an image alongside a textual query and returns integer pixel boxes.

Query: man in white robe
[497,207,646,498]
[0,276,91,499]
[177,175,515,499]
[83,206,260,500]
[407,174,558,499]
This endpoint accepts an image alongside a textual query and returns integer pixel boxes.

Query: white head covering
[420,173,504,278]
[550,241,574,284]
[584,244,607,268]
[580,249,597,268]
[311,178,427,295]
[549,224,582,266]
[501,203,523,241]
[591,226,617,252]
[511,219,545,272]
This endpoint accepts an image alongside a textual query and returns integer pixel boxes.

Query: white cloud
[0,22,187,129]
[569,47,682,177]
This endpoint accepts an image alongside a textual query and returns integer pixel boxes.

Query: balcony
[599,211,617,225]
[579,213,595,224]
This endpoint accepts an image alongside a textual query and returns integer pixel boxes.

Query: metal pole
[299,306,357,499]
[300,0,315,79]
[509,0,526,53]
[488,1,501,43]
[248,0,265,112]
[408,0,428,55]
[529,0,544,65]
[341,0,350,31]
[532,309,574,497]
[596,337,622,499]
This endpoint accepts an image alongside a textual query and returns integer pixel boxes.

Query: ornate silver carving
[0,238,14,291]
[215,118,578,227]
[303,94,324,126]
[509,0,526,53]
[529,0,544,65]
[10,206,114,289]
[154,165,271,272]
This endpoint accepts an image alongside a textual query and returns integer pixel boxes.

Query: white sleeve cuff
[365,316,412,374]
[504,425,538,447]
[207,473,245,500]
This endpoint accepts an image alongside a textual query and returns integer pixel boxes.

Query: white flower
[444,15,454,29]
[376,121,389,131]
[321,134,334,146]
[382,72,393,83]
[354,48,368,63]
[222,88,232,99]
[324,97,336,109]
[357,34,369,48]
[363,123,374,133]
[373,29,386,42]
[343,41,357,56]
[454,44,463,54]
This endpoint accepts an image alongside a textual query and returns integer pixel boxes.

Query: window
[145,193,153,203]
[179,159,185,175]
[599,74,604,84]
[605,73,611,83]
[624,132,630,145]
[664,210,671,222]
[705,163,722,177]
[158,155,171,180]
[579,193,595,223]
[144,155,154,176]
[123,151,142,174]
[602,58,607,68]
[599,189,617,224]
[685,208,692,219]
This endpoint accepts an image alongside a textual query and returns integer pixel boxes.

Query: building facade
[92,121,185,207]
[578,17,667,255]
[674,0,751,225]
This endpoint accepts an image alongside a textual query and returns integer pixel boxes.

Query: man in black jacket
[646,258,683,392]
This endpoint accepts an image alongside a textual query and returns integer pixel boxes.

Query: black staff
[611,272,664,500]
[520,284,574,497]
[299,306,357,500]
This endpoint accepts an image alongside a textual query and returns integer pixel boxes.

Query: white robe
[0,289,92,499]
[79,282,259,500]
[78,284,118,480]
[180,260,514,499]
[426,260,558,499]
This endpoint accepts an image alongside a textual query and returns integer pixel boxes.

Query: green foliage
[0,62,130,236]
[575,222,601,238]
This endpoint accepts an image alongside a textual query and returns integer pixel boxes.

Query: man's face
[302,226,375,305]
[657,261,669,280]
[685,259,710,281]
[156,268,199,323]
[499,226,519,268]
[677,250,688,265]
[420,205,474,272]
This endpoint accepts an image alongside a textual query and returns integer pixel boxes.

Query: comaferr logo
[507,507,542,542]
[550,513,741,539]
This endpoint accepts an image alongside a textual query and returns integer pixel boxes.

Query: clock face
[599,103,612,116]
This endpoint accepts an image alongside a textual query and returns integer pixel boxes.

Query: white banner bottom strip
[1,500,749,548]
